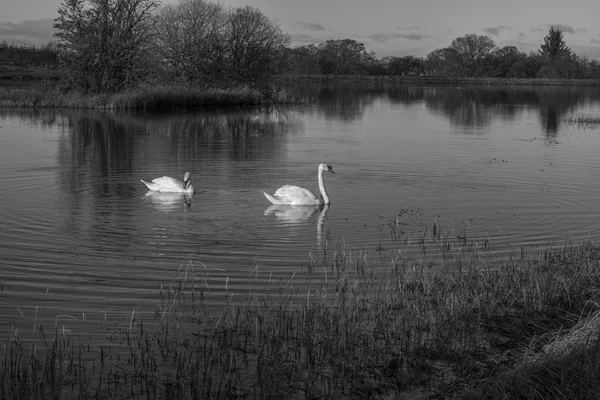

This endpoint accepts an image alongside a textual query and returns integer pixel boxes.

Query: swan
[263,163,334,205]
[140,172,195,194]
[143,191,193,212]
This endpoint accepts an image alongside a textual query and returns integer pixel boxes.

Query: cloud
[0,18,55,46]
[482,25,511,36]
[294,21,325,31]
[393,33,431,41]
[592,38,600,45]
[396,25,419,31]
[368,33,390,43]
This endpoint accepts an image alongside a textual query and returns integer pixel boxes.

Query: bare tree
[153,0,227,85]
[317,39,370,75]
[448,34,496,77]
[223,6,290,86]
[54,0,159,93]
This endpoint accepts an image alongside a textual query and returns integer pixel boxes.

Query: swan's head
[183,172,192,189]
[320,163,334,174]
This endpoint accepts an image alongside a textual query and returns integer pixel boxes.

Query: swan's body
[263,163,334,205]
[144,191,193,212]
[141,172,195,194]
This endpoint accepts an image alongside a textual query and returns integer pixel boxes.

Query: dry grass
[3,235,600,399]
[0,84,303,110]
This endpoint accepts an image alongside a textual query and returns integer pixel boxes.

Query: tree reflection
[296,81,382,122]
[287,82,600,135]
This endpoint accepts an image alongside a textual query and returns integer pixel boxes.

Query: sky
[2,0,600,59]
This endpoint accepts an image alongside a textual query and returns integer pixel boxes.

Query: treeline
[7,0,600,93]
[283,27,600,79]
[0,41,59,68]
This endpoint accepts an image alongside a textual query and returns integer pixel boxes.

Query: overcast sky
[2,0,600,58]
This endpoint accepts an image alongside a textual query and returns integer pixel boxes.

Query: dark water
[2,83,600,338]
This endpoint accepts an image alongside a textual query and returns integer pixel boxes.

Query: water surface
[2,83,600,338]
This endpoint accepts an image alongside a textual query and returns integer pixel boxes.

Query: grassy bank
[0,84,303,110]
[287,74,600,86]
[3,233,600,399]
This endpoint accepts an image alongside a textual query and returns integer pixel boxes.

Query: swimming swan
[263,163,334,205]
[141,172,195,194]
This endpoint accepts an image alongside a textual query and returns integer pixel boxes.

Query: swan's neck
[318,167,329,204]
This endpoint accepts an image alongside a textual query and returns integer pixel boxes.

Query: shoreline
[285,74,600,86]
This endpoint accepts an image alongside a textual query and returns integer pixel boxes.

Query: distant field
[0,65,60,81]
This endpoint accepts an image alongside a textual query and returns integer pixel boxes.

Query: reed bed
[3,229,600,399]
[0,84,302,110]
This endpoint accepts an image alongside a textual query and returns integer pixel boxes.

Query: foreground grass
[3,236,600,399]
[0,84,303,110]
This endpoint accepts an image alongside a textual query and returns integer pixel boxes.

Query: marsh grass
[0,84,303,110]
[3,233,600,399]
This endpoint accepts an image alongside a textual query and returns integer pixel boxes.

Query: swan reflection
[264,204,330,249]
[143,191,193,212]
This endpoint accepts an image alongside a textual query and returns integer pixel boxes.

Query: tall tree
[489,46,526,77]
[317,39,370,75]
[448,34,496,77]
[539,26,571,59]
[153,0,227,85]
[54,0,159,93]
[223,6,290,85]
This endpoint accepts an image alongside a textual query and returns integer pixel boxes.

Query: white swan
[141,172,195,194]
[143,191,193,212]
[263,163,334,205]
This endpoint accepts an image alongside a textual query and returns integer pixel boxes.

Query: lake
[2,82,600,339]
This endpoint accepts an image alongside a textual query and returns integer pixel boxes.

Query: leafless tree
[54,0,159,93]
[153,0,227,85]
[448,34,496,77]
[223,6,290,86]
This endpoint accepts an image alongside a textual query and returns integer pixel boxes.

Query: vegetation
[3,226,600,399]
[54,0,159,93]
[3,2,600,105]
[0,84,301,109]
[283,26,600,80]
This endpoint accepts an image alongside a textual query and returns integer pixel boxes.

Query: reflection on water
[295,81,600,135]
[264,204,330,250]
[264,204,323,223]
[143,191,193,213]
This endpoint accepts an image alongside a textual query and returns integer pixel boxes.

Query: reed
[0,84,302,110]
[3,234,600,399]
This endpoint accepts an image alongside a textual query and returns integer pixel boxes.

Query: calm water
[2,83,600,337]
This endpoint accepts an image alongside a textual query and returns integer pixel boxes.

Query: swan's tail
[262,191,279,204]
[141,179,156,191]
